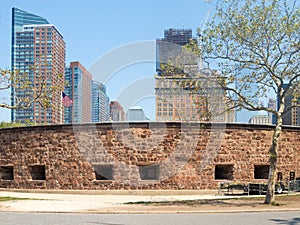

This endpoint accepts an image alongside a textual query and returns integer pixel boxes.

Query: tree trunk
[264,112,283,204]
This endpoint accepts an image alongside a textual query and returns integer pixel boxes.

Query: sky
[0,0,253,122]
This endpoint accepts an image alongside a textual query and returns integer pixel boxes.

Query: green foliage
[202,0,300,114]
[203,0,300,205]
[0,68,63,110]
[0,121,25,128]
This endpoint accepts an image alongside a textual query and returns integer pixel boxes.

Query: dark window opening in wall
[29,165,46,180]
[290,171,295,181]
[214,165,234,180]
[277,172,283,181]
[139,165,160,180]
[0,166,14,180]
[254,165,269,179]
[93,164,113,180]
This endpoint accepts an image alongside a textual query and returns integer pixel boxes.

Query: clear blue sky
[0,0,252,122]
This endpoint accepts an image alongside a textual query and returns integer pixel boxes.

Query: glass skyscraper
[11,8,49,122]
[92,81,110,122]
[64,62,92,124]
[11,8,65,124]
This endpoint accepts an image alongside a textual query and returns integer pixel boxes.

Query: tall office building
[268,98,277,125]
[92,81,110,122]
[11,7,50,122]
[110,101,126,121]
[155,28,234,122]
[281,84,300,126]
[64,62,92,124]
[156,28,193,75]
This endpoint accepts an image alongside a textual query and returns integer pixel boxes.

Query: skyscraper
[110,101,126,121]
[268,98,276,125]
[156,28,193,75]
[91,81,110,122]
[281,84,300,126]
[155,28,234,122]
[11,7,49,122]
[11,8,65,124]
[64,62,92,124]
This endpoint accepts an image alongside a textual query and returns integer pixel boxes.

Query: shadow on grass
[125,198,267,208]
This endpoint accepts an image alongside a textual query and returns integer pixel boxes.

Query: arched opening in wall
[93,164,113,180]
[254,165,269,179]
[139,164,160,180]
[29,165,46,180]
[214,164,234,180]
[0,166,14,180]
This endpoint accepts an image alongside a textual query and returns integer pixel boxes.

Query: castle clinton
[0,122,299,191]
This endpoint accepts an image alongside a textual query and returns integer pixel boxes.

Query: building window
[93,164,113,180]
[254,165,269,179]
[139,165,160,180]
[290,171,295,181]
[277,172,283,181]
[0,166,14,180]
[29,165,46,180]
[214,165,234,180]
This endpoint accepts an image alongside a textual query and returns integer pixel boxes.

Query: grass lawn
[0,197,31,202]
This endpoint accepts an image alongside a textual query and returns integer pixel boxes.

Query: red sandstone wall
[0,123,299,190]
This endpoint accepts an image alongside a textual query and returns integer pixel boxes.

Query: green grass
[0,196,32,202]
[125,193,300,206]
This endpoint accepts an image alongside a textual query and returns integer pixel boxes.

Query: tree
[202,0,300,204]
[0,68,62,110]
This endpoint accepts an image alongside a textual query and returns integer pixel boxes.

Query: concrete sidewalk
[0,190,298,213]
[0,189,234,213]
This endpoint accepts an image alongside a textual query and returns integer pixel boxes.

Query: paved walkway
[0,190,298,213]
[0,189,236,213]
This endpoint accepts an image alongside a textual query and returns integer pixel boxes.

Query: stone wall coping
[1,122,300,134]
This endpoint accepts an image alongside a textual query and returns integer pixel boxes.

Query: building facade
[268,98,277,125]
[281,84,300,126]
[249,114,271,125]
[64,62,92,124]
[0,122,299,190]
[12,22,65,124]
[11,7,50,122]
[127,106,149,121]
[110,101,126,121]
[156,28,193,75]
[92,81,110,122]
[155,28,234,122]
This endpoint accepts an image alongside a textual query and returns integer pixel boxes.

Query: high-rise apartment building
[92,81,110,122]
[64,62,92,124]
[11,8,65,124]
[110,101,126,121]
[11,7,50,122]
[12,20,65,124]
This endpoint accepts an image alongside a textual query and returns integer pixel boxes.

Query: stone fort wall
[0,122,299,190]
